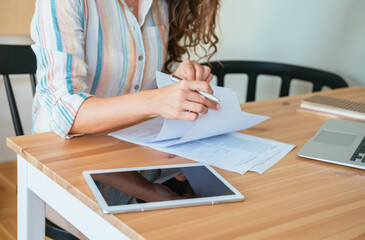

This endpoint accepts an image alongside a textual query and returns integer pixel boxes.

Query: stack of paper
[109,72,295,174]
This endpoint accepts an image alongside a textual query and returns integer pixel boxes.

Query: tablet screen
[83,164,244,213]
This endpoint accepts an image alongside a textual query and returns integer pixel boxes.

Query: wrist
[141,89,161,117]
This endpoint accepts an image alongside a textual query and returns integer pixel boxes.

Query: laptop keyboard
[350,137,365,163]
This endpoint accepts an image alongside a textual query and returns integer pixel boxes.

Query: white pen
[171,75,221,103]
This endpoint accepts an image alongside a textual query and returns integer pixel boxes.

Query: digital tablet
[83,163,244,214]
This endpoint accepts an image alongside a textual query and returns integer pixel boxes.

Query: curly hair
[165,0,220,73]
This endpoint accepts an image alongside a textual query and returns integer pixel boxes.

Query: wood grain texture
[0,161,53,240]
[0,161,17,240]
[7,86,365,240]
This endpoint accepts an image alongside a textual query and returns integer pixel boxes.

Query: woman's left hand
[173,59,213,82]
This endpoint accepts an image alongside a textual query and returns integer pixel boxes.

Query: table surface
[7,86,365,240]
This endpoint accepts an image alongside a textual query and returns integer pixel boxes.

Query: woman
[31,0,220,238]
[31,0,220,138]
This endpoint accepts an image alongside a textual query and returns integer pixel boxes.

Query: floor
[0,161,52,240]
[0,161,17,240]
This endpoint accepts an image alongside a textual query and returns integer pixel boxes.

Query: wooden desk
[7,86,365,239]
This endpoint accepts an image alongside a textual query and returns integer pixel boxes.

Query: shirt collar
[138,0,153,27]
[120,0,153,27]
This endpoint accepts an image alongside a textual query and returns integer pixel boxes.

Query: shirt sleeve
[31,0,92,138]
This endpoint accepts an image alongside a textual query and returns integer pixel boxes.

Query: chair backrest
[205,61,348,102]
[0,44,80,239]
[0,44,37,136]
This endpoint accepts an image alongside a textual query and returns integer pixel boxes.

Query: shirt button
[138,55,143,61]
[134,84,139,90]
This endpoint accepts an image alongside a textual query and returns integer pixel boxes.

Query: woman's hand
[173,59,214,82]
[71,60,219,134]
[148,59,219,121]
[150,76,220,121]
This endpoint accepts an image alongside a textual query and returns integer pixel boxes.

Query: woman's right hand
[149,79,220,121]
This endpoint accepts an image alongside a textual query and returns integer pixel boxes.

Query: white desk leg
[18,155,45,240]
[19,155,130,240]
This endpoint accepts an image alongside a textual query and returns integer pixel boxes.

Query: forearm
[70,90,156,134]
[70,61,219,134]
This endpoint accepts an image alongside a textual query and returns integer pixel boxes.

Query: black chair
[204,60,348,102]
[0,44,36,136]
[0,44,79,240]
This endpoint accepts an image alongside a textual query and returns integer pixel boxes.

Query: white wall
[209,0,365,102]
[1,0,364,163]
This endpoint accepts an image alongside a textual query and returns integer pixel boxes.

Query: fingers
[202,65,213,82]
[179,80,219,110]
[184,90,219,110]
[181,60,196,80]
[177,111,199,122]
[172,81,219,121]
[152,76,220,122]
[182,100,209,114]
[177,93,219,121]
[182,79,213,94]
[206,72,214,82]
[176,60,213,82]
[192,61,204,81]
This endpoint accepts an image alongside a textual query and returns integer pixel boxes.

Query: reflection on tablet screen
[91,166,235,207]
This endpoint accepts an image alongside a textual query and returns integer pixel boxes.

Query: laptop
[298,119,365,170]
[83,163,244,214]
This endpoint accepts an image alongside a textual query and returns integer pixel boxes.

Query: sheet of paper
[157,132,295,174]
[110,130,295,174]
[109,71,270,147]
[108,71,295,174]
[154,87,243,144]
[153,71,247,145]
[109,111,269,147]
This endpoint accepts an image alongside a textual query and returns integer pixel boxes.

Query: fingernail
[216,104,221,110]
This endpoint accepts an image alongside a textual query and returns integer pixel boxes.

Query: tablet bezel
[83,163,244,214]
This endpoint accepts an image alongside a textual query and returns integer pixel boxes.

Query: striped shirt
[30,0,169,138]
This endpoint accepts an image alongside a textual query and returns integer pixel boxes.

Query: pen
[171,75,220,103]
